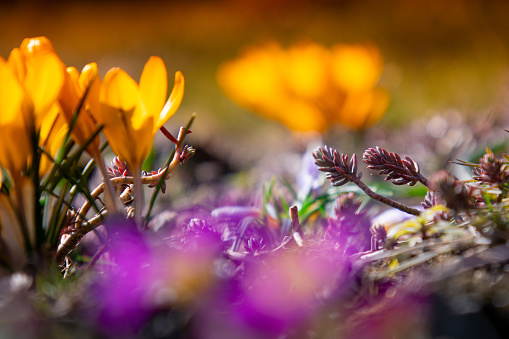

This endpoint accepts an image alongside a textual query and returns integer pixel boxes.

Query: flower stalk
[313,145,421,216]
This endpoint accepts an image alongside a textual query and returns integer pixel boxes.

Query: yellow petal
[218,44,283,106]
[272,99,326,132]
[283,42,329,99]
[78,63,98,92]
[99,67,139,122]
[100,105,152,171]
[98,106,129,159]
[99,67,145,168]
[155,71,184,130]
[20,36,57,57]
[79,63,102,118]
[6,48,26,82]
[0,58,27,128]
[56,66,102,156]
[39,102,61,145]
[67,67,80,86]
[39,107,68,177]
[132,116,155,169]
[139,56,167,120]
[330,44,383,92]
[336,89,390,130]
[58,67,81,121]
[0,125,31,179]
[23,53,65,126]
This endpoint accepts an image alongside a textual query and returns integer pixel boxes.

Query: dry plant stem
[289,206,304,247]
[352,177,421,216]
[86,244,107,271]
[74,167,178,226]
[159,126,179,144]
[55,209,107,265]
[160,125,191,145]
[94,153,119,214]
[133,167,144,227]
[74,183,106,227]
[73,171,173,226]
[314,146,419,216]
[169,127,187,172]
[57,127,189,265]
[420,176,431,188]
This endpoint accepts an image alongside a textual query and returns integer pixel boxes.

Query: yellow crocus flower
[39,105,68,177]
[96,56,184,173]
[0,37,65,180]
[95,56,184,222]
[330,44,383,92]
[283,42,330,100]
[217,41,390,133]
[7,37,65,130]
[57,62,120,212]
[0,37,66,270]
[57,63,102,158]
[0,57,32,177]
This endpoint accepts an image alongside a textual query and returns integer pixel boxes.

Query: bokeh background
[2,0,509,184]
[2,4,509,337]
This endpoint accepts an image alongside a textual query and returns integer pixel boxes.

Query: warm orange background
[2,0,509,165]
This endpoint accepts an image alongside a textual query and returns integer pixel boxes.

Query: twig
[353,177,421,216]
[55,210,107,266]
[86,244,107,271]
[363,147,431,187]
[56,125,192,266]
[289,206,304,247]
[73,167,178,226]
[313,146,421,216]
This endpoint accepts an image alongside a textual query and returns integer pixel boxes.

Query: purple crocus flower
[325,193,372,256]
[90,216,222,337]
[196,244,347,339]
[91,217,154,337]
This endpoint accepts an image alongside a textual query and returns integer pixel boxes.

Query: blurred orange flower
[217,41,390,132]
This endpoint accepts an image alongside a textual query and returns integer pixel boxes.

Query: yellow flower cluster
[0,36,184,187]
[218,41,389,132]
[0,37,184,268]
[0,37,66,181]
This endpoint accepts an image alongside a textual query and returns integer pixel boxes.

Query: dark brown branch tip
[159,126,192,145]
[313,146,362,187]
[362,147,428,187]
[472,150,509,187]
[313,145,420,216]
[421,191,439,209]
